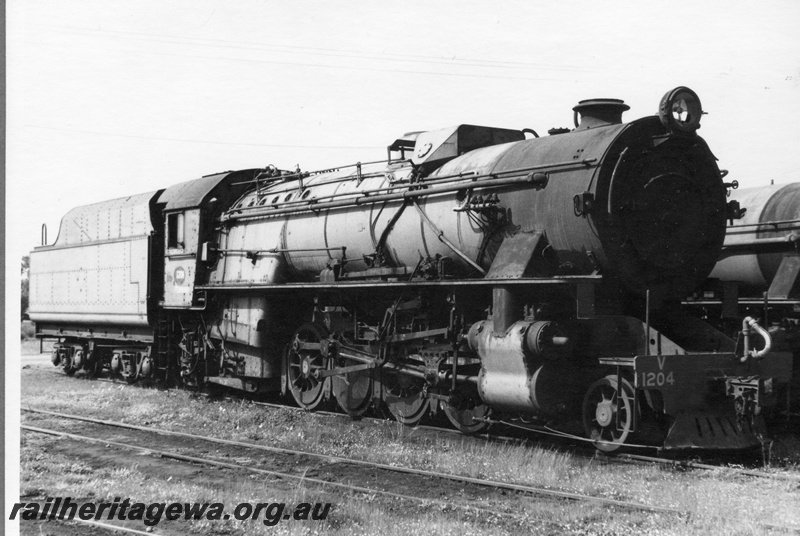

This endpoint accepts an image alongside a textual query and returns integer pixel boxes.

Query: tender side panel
[29,191,160,328]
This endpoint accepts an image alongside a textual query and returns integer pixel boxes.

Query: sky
[4,0,800,526]
[7,1,800,265]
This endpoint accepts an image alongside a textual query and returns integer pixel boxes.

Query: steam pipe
[413,199,487,275]
[741,316,772,363]
[222,159,597,223]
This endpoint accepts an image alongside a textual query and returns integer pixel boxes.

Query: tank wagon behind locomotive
[685,181,800,337]
[685,181,800,415]
[711,182,800,291]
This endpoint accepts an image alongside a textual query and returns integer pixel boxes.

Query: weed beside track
[18,364,800,535]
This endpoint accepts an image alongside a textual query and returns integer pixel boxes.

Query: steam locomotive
[29,87,794,451]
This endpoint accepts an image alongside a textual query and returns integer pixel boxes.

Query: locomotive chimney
[573,98,630,130]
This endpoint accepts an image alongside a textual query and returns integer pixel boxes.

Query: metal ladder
[155,316,173,380]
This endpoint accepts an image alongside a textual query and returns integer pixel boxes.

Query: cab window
[167,212,185,249]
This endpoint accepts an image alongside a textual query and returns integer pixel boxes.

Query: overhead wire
[23,125,384,150]
[33,23,598,74]
[22,24,588,83]
[16,22,591,150]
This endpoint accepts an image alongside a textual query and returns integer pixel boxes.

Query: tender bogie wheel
[81,349,100,377]
[125,368,139,384]
[582,375,636,452]
[89,359,102,377]
[441,399,491,434]
[121,352,140,384]
[287,323,331,411]
[62,354,77,376]
[60,347,77,376]
[382,370,430,426]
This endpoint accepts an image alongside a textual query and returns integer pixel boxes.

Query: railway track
[22,421,691,536]
[22,408,680,515]
[248,397,800,482]
[22,424,533,521]
[21,407,800,534]
[45,519,155,535]
[49,371,800,482]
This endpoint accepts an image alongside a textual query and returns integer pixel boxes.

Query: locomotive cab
[158,170,256,308]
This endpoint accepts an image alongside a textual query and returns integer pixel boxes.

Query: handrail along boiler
[29,87,792,451]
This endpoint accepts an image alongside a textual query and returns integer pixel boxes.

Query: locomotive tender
[29,87,793,451]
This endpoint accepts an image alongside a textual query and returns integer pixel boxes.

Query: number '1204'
[639,372,674,387]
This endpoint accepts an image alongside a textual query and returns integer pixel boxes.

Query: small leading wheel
[582,375,636,452]
[287,323,331,411]
[441,398,491,434]
[383,370,430,426]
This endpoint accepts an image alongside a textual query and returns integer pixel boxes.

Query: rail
[26,399,800,483]
[23,407,800,533]
[21,411,687,516]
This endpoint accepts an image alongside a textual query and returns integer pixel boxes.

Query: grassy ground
[23,431,539,536]
[17,367,800,535]
[20,338,52,355]
[20,321,53,355]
